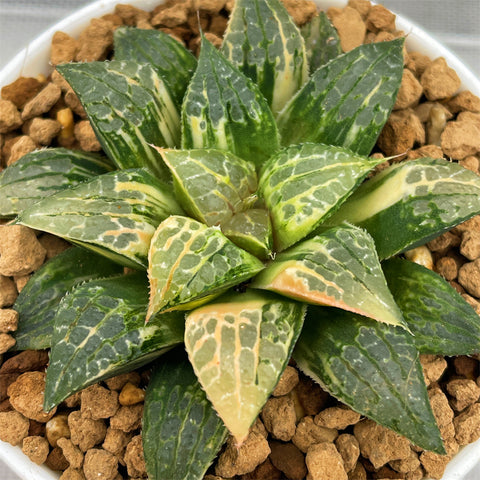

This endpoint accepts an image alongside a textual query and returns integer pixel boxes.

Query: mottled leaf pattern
[252,224,406,329]
[13,247,123,351]
[185,291,305,443]
[294,307,445,453]
[114,26,197,108]
[276,39,404,155]
[301,12,342,73]
[383,258,480,355]
[156,147,257,226]
[221,209,273,260]
[182,37,280,168]
[17,169,183,269]
[147,216,265,317]
[44,273,184,410]
[57,60,180,179]
[327,158,480,259]
[259,143,385,251]
[0,148,113,218]
[143,349,227,480]
[222,0,308,114]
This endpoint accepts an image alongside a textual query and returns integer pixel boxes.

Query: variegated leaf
[327,158,480,259]
[0,148,113,218]
[44,273,184,411]
[143,350,227,480]
[181,37,280,169]
[294,307,444,453]
[17,169,183,270]
[383,258,480,355]
[185,290,305,444]
[221,0,308,114]
[147,216,265,317]
[57,60,180,179]
[259,143,385,251]
[155,147,257,226]
[13,247,123,350]
[114,26,197,108]
[276,39,404,155]
[221,209,273,260]
[301,11,342,74]
[252,224,406,329]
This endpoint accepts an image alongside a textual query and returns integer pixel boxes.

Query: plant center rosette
[2,0,480,478]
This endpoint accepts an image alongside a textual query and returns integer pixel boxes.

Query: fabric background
[0,1,479,479]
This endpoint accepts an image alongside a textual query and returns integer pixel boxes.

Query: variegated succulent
[2,0,480,478]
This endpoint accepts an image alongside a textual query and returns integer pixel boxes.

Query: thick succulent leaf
[182,37,280,169]
[327,158,480,259]
[0,148,113,218]
[294,307,444,453]
[383,257,480,355]
[44,273,184,411]
[147,215,265,317]
[252,224,406,329]
[57,60,180,179]
[143,349,227,480]
[155,147,257,226]
[221,0,308,114]
[114,26,197,108]
[221,209,273,260]
[185,290,305,444]
[259,143,385,251]
[301,12,342,74]
[276,39,404,155]
[13,247,123,351]
[17,169,183,270]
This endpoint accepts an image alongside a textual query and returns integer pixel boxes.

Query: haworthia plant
[327,157,480,259]
[185,291,305,444]
[276,39,404,154]
[44,273,184,410]
[0,148,113,218]
[259,143,386,251]
[156,147,257,227]
[294,307,445,453]
[17,169,183,269]
[143,350,227,480]
[181,36,280,168]
[146,215,264,317]
[252,224,406,329]
[13,247,123,351]
[4,1,479,474]
[113,26,197,109]
[222,0,308,114]
[383,258,480,355]
[301,11,342,73]
[57,60,180,179]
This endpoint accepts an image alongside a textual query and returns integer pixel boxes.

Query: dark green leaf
[57,60,180,179]
[294,307,444,453]
[276,39,404,155]
[143,349,228,480]
[222,0,308,113]
[182,37,280,169]
[301,12,342,73]
[0,148,113,218]
[383,257,480,355]
[44,273,184,410]
[13,247,123,351]
[327,158,480,259]
[113,27,197,108]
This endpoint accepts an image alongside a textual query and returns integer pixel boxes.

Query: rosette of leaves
[2,0,480,478]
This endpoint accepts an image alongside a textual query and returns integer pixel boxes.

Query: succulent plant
[2,0,480,478]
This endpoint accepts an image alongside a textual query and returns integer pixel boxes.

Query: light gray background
[0,1,479,480]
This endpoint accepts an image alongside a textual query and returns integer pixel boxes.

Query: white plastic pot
[0,1,479,479]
